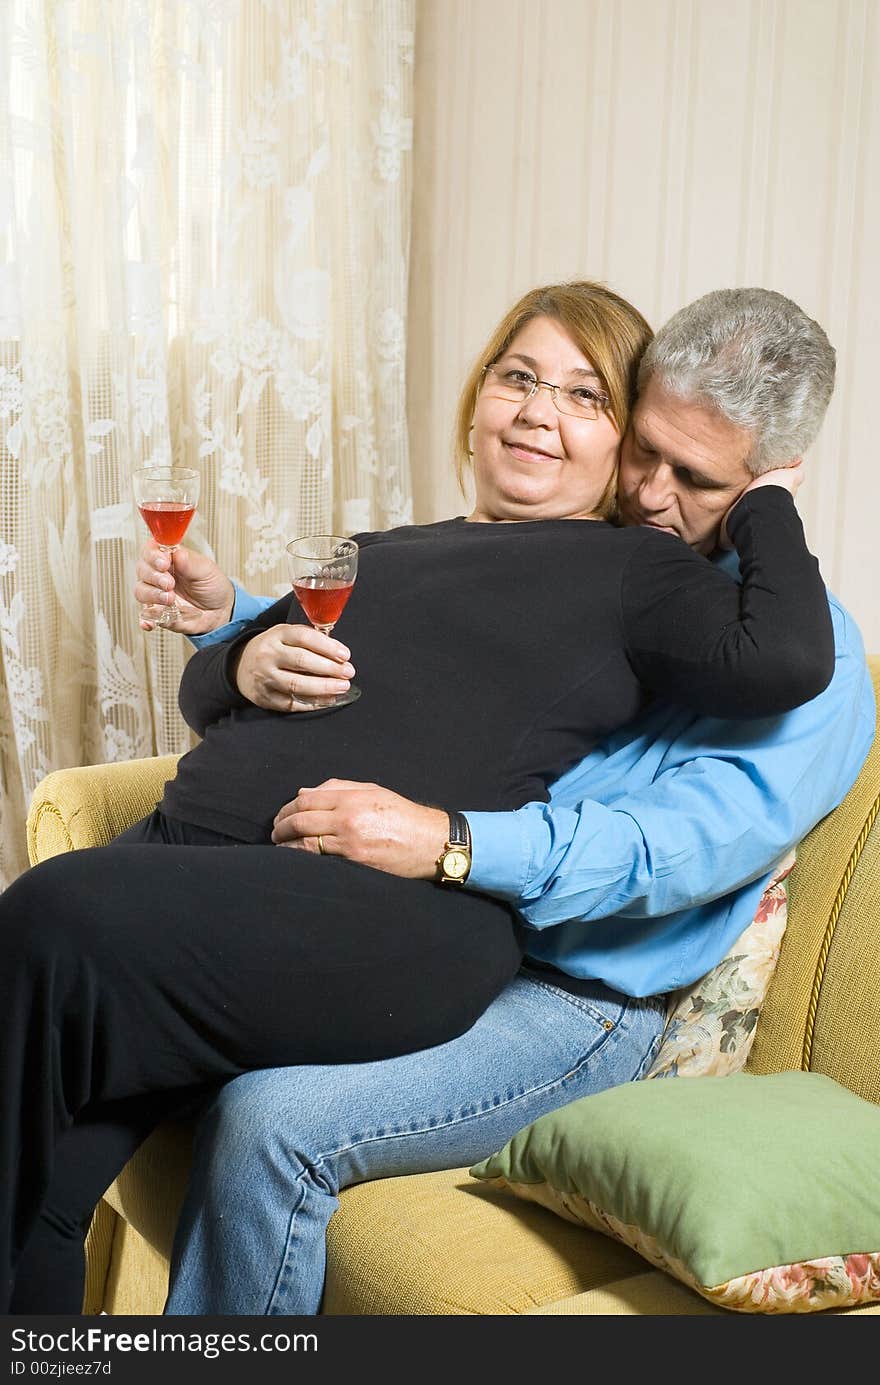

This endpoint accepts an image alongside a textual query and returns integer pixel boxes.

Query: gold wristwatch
[436,811,472,885]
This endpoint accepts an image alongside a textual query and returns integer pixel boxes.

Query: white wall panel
[408,0,880,648]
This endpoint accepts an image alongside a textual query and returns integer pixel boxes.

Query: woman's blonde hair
[453,281,653,518]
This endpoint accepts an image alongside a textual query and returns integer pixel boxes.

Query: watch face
[442,848,469,879]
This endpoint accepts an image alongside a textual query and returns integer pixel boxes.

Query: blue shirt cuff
[188,583,272,648]
[464,810,531,899]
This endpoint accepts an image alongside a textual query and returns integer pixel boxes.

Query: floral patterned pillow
[470,1070,880,1314]
[644,850,796,1081]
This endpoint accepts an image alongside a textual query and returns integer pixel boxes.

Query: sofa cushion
[470,1070,880,1314]
[524,1272,729,1314]
[524,1276,880,1316]
[322,1164,648,1315]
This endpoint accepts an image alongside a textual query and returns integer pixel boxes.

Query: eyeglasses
[481,365,609,421]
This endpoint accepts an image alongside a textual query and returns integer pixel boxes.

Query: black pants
[2,811,522,1312]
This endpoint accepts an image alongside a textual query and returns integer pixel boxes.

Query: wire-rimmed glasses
[481,364,609,420]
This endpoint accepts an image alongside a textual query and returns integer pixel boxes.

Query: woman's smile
[503,437,563,463]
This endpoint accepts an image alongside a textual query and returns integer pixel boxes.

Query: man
[134,287,873,1314]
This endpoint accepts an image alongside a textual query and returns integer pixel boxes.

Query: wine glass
[286,535,360,708]
[133,466,200,629]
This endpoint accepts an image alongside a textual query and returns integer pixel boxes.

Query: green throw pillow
[470,1071,880,1314]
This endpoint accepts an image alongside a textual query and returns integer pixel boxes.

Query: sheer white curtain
[0,0,414,887]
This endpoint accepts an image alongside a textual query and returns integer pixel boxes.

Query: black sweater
[162,490,834,843]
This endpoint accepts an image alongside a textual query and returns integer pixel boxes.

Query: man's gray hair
[637,288,836,475]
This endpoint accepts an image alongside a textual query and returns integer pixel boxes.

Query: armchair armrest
[27,756,182,864]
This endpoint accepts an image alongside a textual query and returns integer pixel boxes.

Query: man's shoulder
[825,588,866,657]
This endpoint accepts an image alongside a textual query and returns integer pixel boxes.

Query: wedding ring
[317,835,326,855]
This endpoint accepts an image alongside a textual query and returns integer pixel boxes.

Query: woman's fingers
[279,648,355,682]
[277,642,355,707]
[286,669,353,700]
[279,625,351,663]
[235,626,355,710]
[270,631,353,690]
[291,676,352,701]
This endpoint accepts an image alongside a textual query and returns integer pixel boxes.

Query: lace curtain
[0,0,414,888]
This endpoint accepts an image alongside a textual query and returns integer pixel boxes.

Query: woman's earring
[467,424,474,458]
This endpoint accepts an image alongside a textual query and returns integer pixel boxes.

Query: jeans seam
[518,977,620,1026]
[520,975,666,1029]
[266,1179,310,1314]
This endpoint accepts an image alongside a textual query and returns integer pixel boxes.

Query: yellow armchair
[25,659,880,1314]
[27,755,181,860]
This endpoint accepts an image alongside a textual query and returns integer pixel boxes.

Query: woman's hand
[135,540,236,635]
[719,459,805,549]
[235,629,355,711]
[271,780,448,878]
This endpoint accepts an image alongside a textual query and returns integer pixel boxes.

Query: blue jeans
[165,969,666,1315]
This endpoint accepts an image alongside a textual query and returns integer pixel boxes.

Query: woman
[1,281,833,1313]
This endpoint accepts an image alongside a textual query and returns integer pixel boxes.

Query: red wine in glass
[287,535,360,707]
[132,466,200,629]
[292,577,354,631]
[138,501,197,549]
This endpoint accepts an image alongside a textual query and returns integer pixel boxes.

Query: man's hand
[719,458,805,549]
[271,779,449,879]
[135,540,236,635]
[235,629,356,711]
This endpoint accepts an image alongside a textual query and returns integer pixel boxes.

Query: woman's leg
[166,971,666,1314]
[10,1090,210,1313]
[8,810,249,1311]
[0,839,520,1309]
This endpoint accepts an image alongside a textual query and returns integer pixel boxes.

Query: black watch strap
[447,811,470,849]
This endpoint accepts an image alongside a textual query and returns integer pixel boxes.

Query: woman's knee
[0,853,125,969]
[0,857,78,949]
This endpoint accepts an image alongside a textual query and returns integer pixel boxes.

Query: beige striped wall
[407,0,880,650]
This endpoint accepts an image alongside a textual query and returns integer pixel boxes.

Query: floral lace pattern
[645,851,796,1080]
[0,1,413,886]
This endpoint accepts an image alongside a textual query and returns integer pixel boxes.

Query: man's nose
[637,461,675,511]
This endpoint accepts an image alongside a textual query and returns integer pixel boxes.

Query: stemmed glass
[287,535,360,708]
[133,466,200,629]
